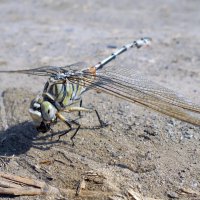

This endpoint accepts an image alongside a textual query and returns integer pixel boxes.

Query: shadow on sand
[0,120,105,156]
[0,121,74,156]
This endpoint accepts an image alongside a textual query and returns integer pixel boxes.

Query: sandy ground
[0,0,200,199]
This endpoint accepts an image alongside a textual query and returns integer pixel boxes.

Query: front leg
[56,112,80,145]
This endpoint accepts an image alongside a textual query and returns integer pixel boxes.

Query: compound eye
[41,101,57,121]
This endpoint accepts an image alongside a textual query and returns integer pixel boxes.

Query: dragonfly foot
[100,120,109,128]
[57,128,72,141]
[70,125,81,146]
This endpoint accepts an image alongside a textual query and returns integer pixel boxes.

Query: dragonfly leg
[63,107,108,128]
[70,121,81,146]
[78,99,83,117]
[56,112,80,145]
[94,109,108,128]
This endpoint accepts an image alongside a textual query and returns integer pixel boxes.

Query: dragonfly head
[29,96,57,133]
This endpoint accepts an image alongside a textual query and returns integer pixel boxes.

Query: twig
[0,188,43,196]
[0,172,60,196]
[0,172,45,188]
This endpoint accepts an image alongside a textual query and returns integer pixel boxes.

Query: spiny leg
[78,99,83,117]
[94,109,108,127]
[58,119,72,140]
[56,112,80,145]
[77,100,104,125]
[70,122,81,146]
[63,106,108,128]
[56,107,108,145]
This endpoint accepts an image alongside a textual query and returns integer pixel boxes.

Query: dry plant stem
[0,172,45,188]
[0,178,22,188]
[0,188,43,196]
[3,172,197,199]
[0,172,61,196]
[64,189,113,198]
[0,172,112,197]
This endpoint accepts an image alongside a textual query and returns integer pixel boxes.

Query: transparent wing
[0,62,87,76]
[71,67,200,126]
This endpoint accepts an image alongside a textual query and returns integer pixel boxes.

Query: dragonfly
[0,37,200,144]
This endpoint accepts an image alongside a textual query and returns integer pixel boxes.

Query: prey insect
[0,37,200,144]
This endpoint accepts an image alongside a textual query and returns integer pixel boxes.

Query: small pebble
[167,191,178,198]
